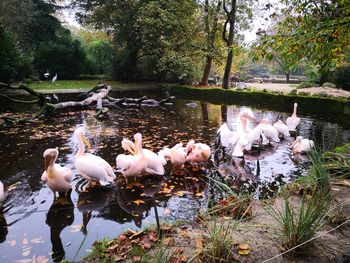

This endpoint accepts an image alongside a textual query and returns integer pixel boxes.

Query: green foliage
[322,82,337,88]
[329,65,350,91]
[253,0,350,83]
[34,29,86,79]
[84,40,114,76]
[297,82,317,89]
[85,238,112,262]
[202,218,238,262]
[267,148,331,253]
[0,20,23,82]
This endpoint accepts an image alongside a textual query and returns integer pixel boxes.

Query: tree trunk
[200,55,213,85]
[222,0,237,89]
[286,72,290,82]
[200,0,222,86]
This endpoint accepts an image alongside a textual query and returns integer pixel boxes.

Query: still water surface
[0,90,349,262]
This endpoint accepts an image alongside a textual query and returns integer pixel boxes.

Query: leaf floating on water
[13,259,32,263]
[163,207,171,216]
[133,200,145,206]
[30,237,44,244]
[195,192,204,197]
[22,238,29,245]
[36,255,49,263]
[7,181,22,191]
[70,224,83,233]
[7,240,16,246]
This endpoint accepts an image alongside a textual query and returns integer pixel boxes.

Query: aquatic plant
[267,148,332,254]
[201,217,239,263]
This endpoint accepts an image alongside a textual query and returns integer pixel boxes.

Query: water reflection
[0,210,7,244]
[46,195,74,262]
[77,184,115,234]
[0,93,349,261]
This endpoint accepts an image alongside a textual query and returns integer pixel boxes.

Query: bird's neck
[292,105,297,117]
[76,137,85,157]
[47,163,56,179]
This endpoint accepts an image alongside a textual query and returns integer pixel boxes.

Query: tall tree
[222,0,237,89]
[254,0,350,84]
[199,0,223,85]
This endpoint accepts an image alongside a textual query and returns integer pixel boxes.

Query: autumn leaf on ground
[237,243,250,255]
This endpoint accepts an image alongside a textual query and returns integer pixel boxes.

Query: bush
[322,82,337,88]
[297,81,317,89]
[298,91,310,96]
[34,28,86,79]
[0,21,23,82]
[288,89,297,95]
[329,66,350,91]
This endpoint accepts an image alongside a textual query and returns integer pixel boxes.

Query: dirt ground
[246,83,350,98]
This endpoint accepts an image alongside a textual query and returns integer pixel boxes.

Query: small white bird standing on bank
[52,73,58,82]
[286,103,301,131]
[291,136,314,153]
[41,148,72,199]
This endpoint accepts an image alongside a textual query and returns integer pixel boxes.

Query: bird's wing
[75,157,109,181]
[85,154,116,178]
[63,168,72,183]
[116,154,133,170]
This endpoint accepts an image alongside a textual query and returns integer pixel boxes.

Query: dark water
[0,90,349,262]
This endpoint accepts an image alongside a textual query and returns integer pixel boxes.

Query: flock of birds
[0,102,314,205]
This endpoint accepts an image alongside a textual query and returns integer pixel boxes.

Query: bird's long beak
[81,134,91,149]
[245,114,258,124]
[126,144,135,155]
[44,156,51,171]
[134,138,139,155]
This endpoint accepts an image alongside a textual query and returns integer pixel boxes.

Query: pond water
[0,90,349,262]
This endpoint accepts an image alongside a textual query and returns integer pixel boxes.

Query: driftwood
[0,82,175,123]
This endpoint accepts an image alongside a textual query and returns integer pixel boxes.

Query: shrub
[330,65,350,91]
[297,81,317,89]
[288,89,297,95]
[297,91,310,96]
[321,82,337,88]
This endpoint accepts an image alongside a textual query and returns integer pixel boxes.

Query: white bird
[258,118,280,144]
[52,73,57,82]
[44,70,50,79]
[116,133,148,178]
[286,103,301,131]
[291,136,314,153]
[0,180,4,205]
[75,128,116,185]
[217,123,239,148]
[273,120,290,138]
[159,143,187,165]
[41,148,72,199]
[119,137,165,175]
[185,140,211,163]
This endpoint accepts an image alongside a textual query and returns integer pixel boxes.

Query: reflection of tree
[46,196,74,262]
[0,209,8,244]
[201,102,209,126]
[77,186,115,235]
[221,105,227,123]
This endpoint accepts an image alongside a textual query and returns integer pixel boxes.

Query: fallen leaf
[133,200,145,206]
[238,249,250,255]
[162,237,173,246]
[195,236,203,250]
[238,244,249,250]
[133,256,141,262]
[173,247,183,254]
[22,238,29,245]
